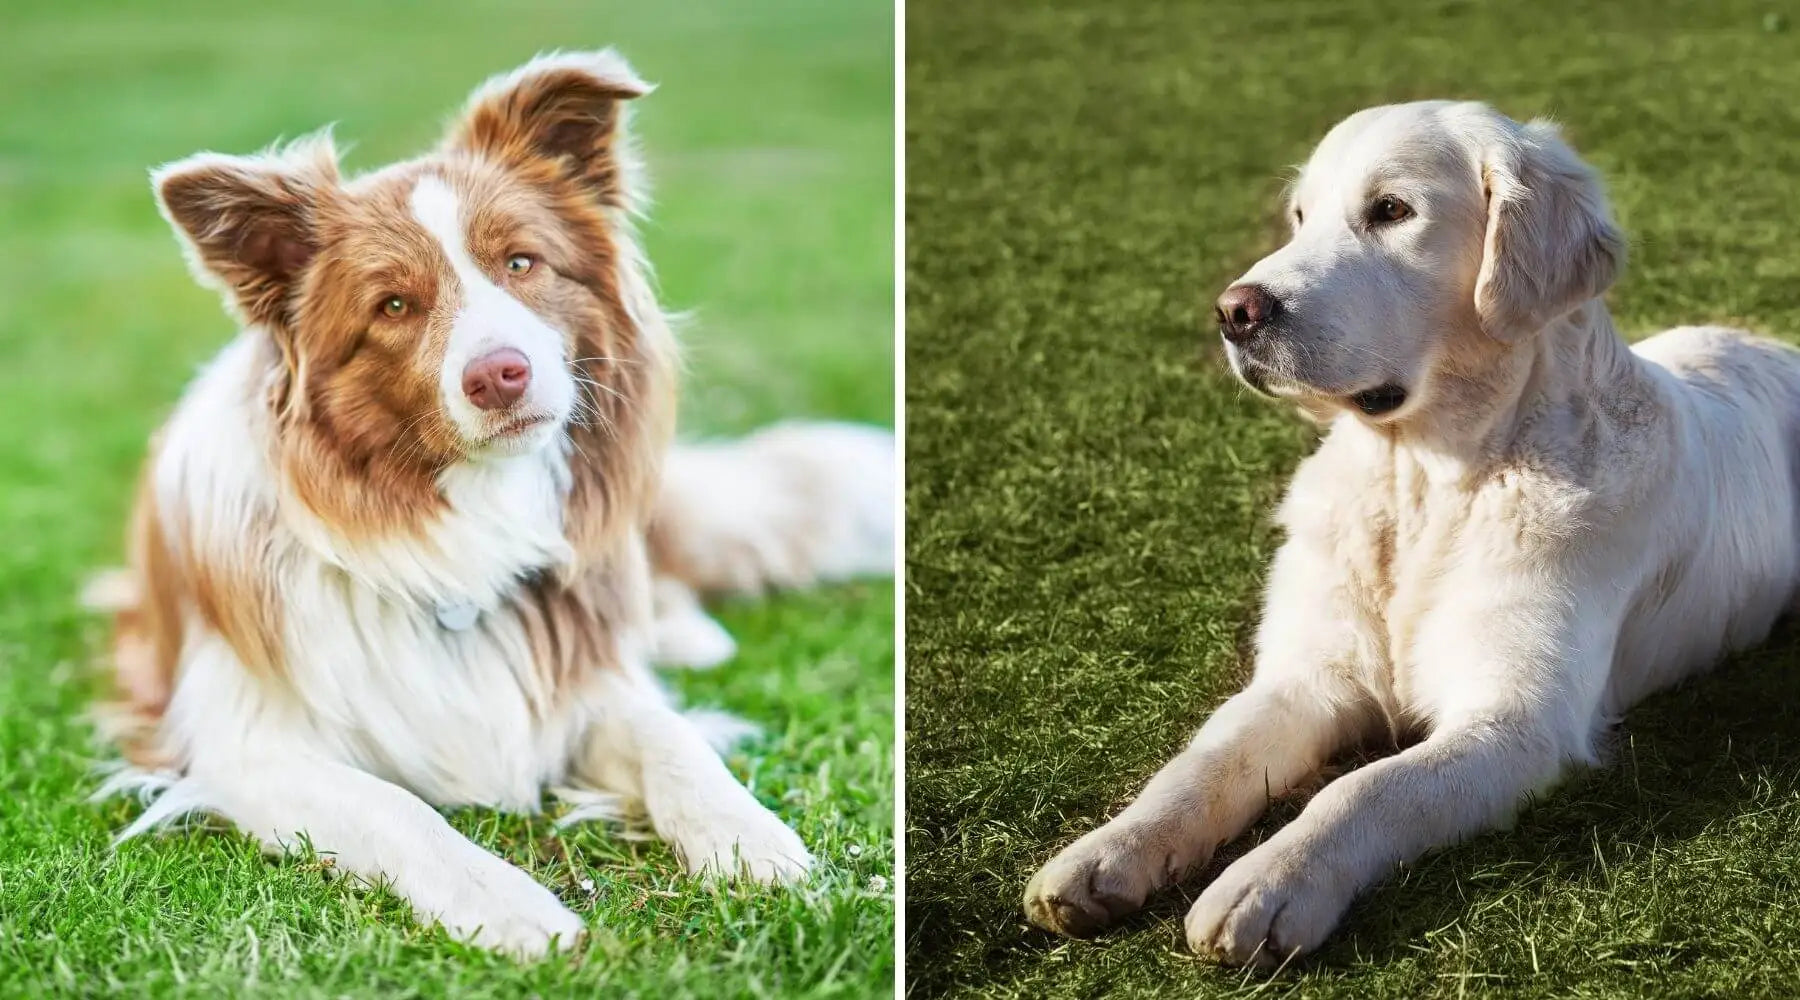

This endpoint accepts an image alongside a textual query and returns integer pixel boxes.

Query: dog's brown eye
[505,254,534,276]
[1370,195,1412,224]
[1292,208,1304,226]
[379,296,409,319]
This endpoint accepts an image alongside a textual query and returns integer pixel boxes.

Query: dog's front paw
[1184,840,1348,968]
[432,863,587,960]
[679,804,813,884]
[1024,823,1173,938]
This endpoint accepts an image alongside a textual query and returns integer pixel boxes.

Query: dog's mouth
[477,410,557,447]
[1349,383,1408,417]
[1227,349,1408,417]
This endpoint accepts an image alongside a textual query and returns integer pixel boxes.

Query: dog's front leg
[1183,574,1622,967]
[1023,680,1363,937]
[574,669,812,882]
[1183,716,1574,967]
[189,751,584,958]
[1024,537,1380,937]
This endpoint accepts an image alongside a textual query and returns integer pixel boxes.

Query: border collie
[89,50,893,957]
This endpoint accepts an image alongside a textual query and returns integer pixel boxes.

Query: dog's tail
[647,421,895,595]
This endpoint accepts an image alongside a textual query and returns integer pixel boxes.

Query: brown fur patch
[156,141,339,331]
[103,438,286,766]
[446,62,648,211]
[512,539,652,713]
[100,460,182,766]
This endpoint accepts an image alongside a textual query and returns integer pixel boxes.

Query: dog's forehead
[1295,102,1477,201]
[321,156,520,247]
[337,158,473,217]
[297,162,484,293]
[319,161,435,243]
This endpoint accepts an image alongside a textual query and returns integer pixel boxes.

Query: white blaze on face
[407,175,574,452]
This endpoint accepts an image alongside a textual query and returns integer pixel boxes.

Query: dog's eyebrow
[1354,166,1445,207]
[1361,138,1475,194]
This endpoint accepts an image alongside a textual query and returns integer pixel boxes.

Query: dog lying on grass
[1025,100,1800,967]
[88,50,892,957]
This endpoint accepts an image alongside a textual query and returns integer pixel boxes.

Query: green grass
[905,0,1800,996]
[0,1,892,996]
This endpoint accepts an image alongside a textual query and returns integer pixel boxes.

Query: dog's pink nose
[462,348,531,411]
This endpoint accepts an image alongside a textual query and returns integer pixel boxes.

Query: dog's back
[1610,326,1800,705]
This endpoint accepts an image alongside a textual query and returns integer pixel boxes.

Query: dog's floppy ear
[153,132,339,329]
[445,49,651,209]
[1473,119,1625,342]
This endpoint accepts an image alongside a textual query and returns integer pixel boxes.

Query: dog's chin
[1227,355,1282,398]
[1230,360,1340,407]
[1229,352,1412,421]
[1226,341,1331,402]
[461,410,565,459]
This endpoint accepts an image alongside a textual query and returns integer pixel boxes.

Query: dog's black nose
[1215,284,1281,344]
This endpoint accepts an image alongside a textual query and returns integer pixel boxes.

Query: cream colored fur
[1024,100,1800,967]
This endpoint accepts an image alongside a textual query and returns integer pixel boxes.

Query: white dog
[1024,100,1800,967]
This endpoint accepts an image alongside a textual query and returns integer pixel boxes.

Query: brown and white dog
[89,50,893,957]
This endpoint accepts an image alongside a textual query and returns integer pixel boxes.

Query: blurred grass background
[0,1,892,997]
[905,0,1800,997]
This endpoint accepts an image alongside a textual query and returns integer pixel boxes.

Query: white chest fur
[283,446,577,611]
[272,565,600,810]
[275,451,612,809]
[153,335,627,810]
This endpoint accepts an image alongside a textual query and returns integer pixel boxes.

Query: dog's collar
[435,601,480,631]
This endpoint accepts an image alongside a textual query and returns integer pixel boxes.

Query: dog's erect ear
[153,132,339,329]
[1473,119,1626,342]
[445,50,651,209]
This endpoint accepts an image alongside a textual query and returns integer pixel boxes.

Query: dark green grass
[0,1,892,996]
[905,1,1800,996]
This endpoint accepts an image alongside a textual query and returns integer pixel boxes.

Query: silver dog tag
[435,601,479,631]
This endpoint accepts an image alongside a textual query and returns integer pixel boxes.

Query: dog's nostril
[462,348,532,411]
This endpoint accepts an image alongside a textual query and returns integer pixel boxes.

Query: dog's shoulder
[1488,352,1680,544]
